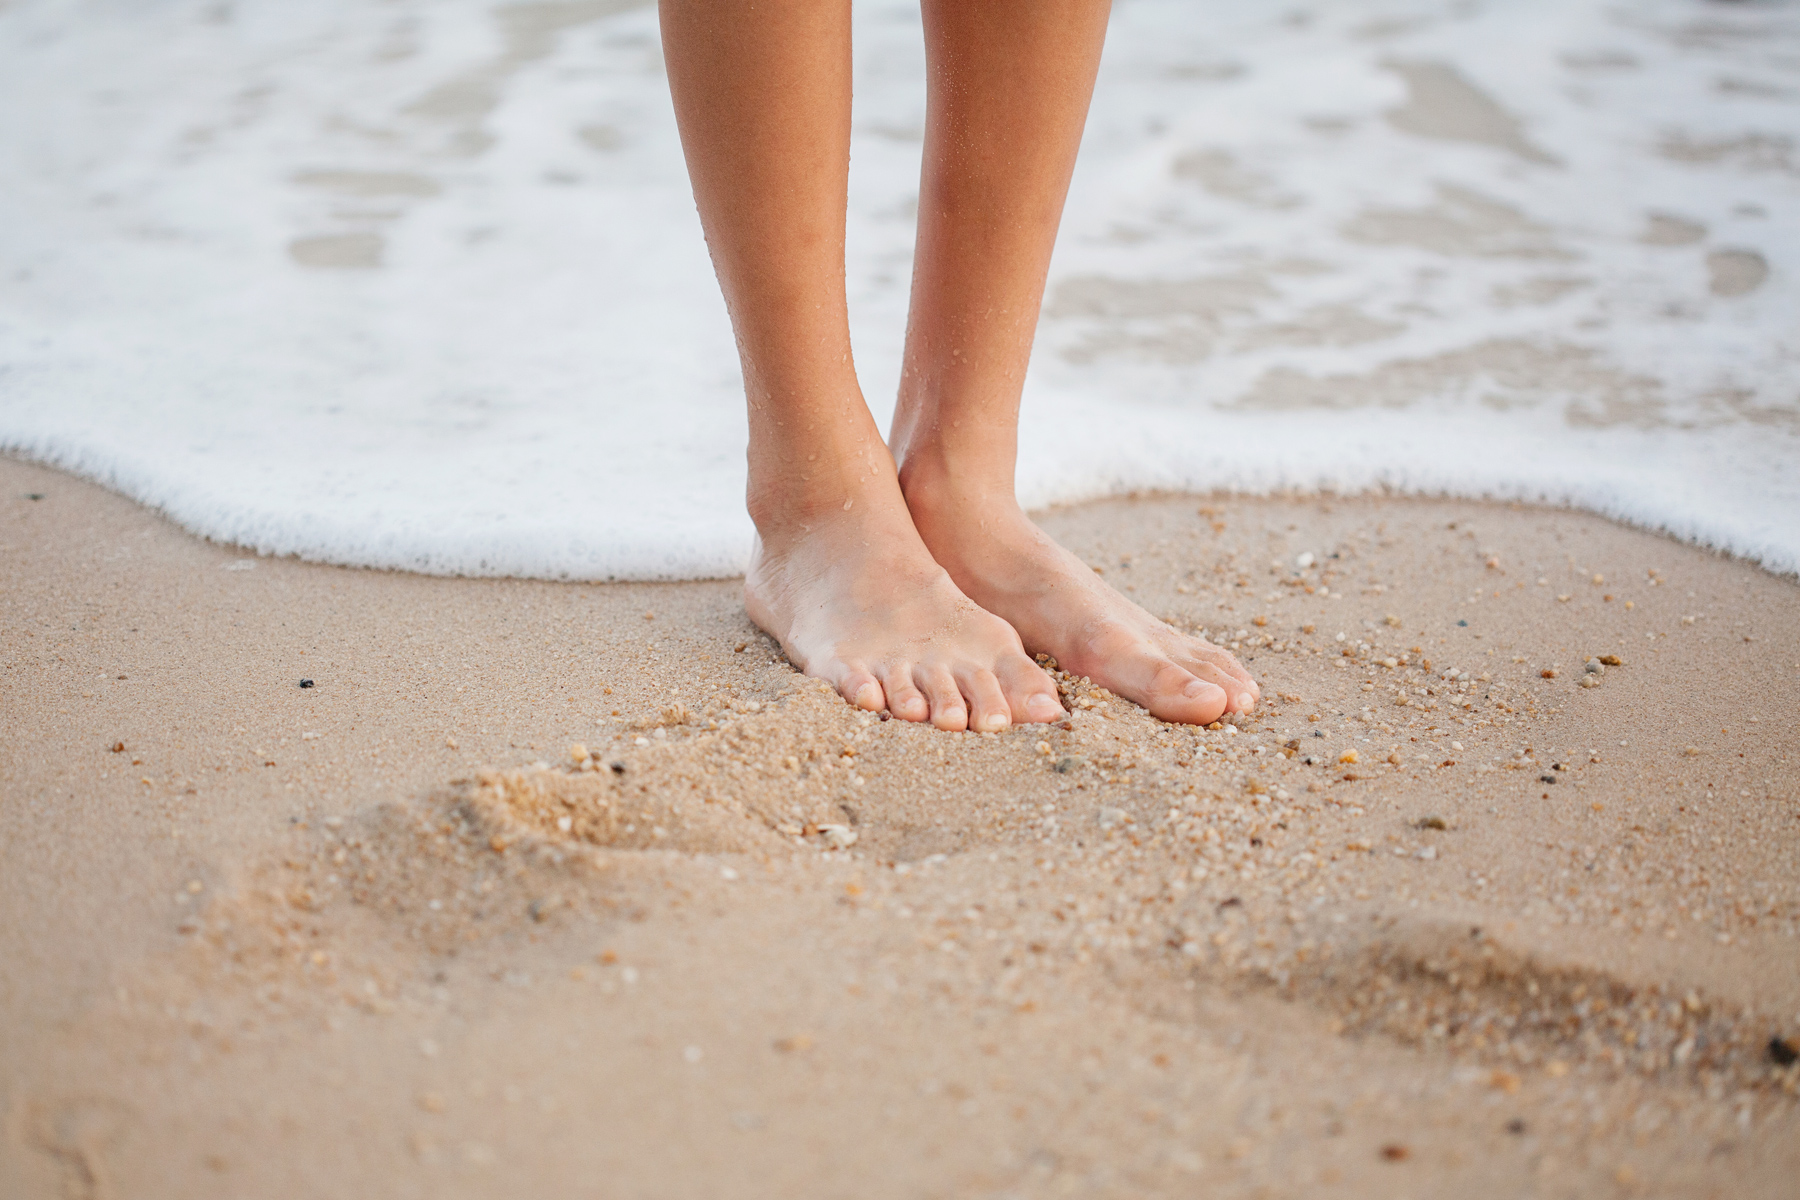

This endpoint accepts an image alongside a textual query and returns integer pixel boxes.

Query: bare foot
[901,469,1259,726]
[744,469,1064,733]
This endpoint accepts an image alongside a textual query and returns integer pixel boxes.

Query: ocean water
[2,0,1795,579]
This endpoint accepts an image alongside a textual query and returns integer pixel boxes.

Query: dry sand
[2,452,1797,1199]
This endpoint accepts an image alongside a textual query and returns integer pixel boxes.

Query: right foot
[744,472,1063,733]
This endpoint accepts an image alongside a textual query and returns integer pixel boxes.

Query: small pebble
[298,679,314,688]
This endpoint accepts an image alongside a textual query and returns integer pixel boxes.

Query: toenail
[852,683,881,709]
[980,714,1008,731]
[1237,692,1256,712]
[1027,694,1061,720]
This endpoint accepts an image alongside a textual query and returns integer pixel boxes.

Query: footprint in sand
[17,1096,134,1200]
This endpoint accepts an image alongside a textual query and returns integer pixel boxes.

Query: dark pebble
[1417,815,1448,830]
[1217,896,1242,909]
[878,711,890,721]
[25,493,44,501]
[299,679,314,688]
[610,761,627,775]
[1052,755,1085,774]
[1457,619,1469,627]
[1540,774,1557,784]
[1505,1119,1526,1135]
[1771,1036,1799,1067]
[1379,1144,1410,1162]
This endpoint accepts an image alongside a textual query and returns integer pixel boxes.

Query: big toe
[998,656,1064,725]
[1135,659,1230,726]
[1187,660,1256,714]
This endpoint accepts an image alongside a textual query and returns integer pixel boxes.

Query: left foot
[901,464,1260,726]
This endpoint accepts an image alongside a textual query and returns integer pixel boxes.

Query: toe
[998,656,1063,725]
[1185,660,1257,714]
[916,665,968,732]
[1129,655,1229,726]
[1181,644,1260,712]
[957,668,1011,733]
[838,667,885,713]
[879,666,930,723]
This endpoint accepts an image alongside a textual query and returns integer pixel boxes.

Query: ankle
[894,439,1019,523]
[746,408,901,539]
[748,466,885,541]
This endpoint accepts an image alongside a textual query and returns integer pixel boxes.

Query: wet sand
[2,452,1797,1199]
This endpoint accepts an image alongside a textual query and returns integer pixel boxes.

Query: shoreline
[3,454,1797,1198]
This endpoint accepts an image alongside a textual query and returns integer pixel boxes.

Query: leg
[659,0,1062,731]
[890,0,1258,725]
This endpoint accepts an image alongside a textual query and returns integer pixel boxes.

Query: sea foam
[2,0,1796,578]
